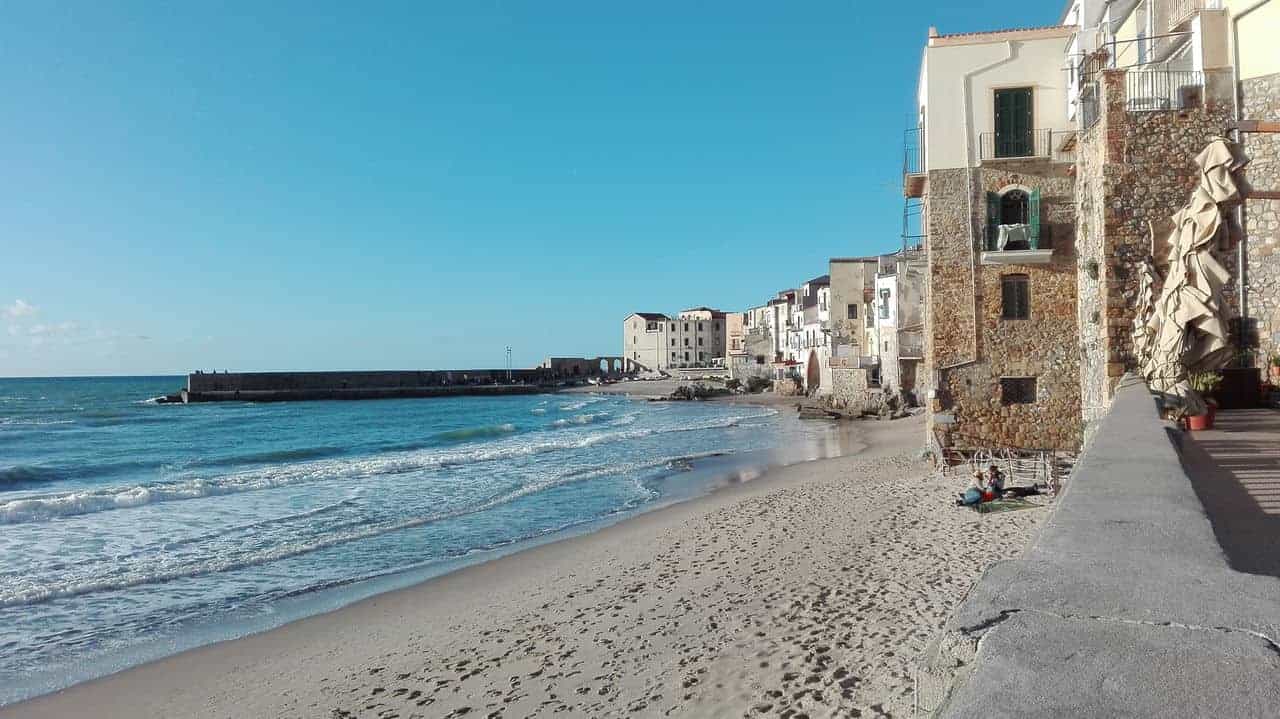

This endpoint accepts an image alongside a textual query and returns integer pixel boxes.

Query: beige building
[621,308,728,372]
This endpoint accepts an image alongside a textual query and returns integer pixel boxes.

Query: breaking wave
[434,423,518,442]
[0,410,774,525]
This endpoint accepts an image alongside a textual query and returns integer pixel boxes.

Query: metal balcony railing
[903,127,924,175]
[899,344,924,360]
[1168,0,1221,31]
[979,128,1053,161]
[1126,70,1204,111]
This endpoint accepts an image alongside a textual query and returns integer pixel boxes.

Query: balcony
[981,226,1053,265]
[1168,0,1221,32]
[903,127,925,198]
[1126,70,1204,111]
[978,128,1054,161]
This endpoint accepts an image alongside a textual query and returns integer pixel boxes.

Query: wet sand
[3,415,1049,719]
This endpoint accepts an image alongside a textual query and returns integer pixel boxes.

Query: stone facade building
[910,0,1279,457]
[912,23,1084,452]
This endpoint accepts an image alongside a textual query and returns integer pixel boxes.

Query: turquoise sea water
[0,376,858,703]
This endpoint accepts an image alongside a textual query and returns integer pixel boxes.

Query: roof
[680,306,726,317]
[803,274,831,287]
[831,256,881,263]
[629,312,670,321]
[928,23,1075,47]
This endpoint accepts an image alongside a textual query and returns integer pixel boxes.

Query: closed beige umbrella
[1138,137,1248,415]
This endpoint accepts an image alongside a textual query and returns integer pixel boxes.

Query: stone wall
[956,161,1081,450]
[1242,73,1280,364]
[925,168,979,372]
[830,367,875,409]
[1074,68,1236,420]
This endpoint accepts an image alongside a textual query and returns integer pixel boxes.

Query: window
[672,352,677,360]
[714,322,720,331]
[684,323,689,331]
[698,322,704,331]
[1001,190,1029,225]
[670,323,676,331]
[1001,274,1030,320]
[1001,377,1036,405]
[684,352,690,361]
[670,339,675,347]
[878,289,891,319]
[698,337,704,347]
[993,87,1033,158]
[847,304,858,320]
[632,336,637,345]
[986,189,1042,250]
[884,340,889,352]
[684,338,690,347]
[698,352,705,362]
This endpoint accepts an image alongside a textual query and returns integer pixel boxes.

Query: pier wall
[182,368,594,403]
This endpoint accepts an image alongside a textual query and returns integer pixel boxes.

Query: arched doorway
[806,350,821,393]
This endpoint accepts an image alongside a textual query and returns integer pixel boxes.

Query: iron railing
[978,128,1053,161]
[1080,81,1101,130]
[903,127,923,175]
[1169,0,1221,31]
[1126,70,1204,111]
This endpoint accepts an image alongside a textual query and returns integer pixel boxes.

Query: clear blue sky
[1,1,1054,376]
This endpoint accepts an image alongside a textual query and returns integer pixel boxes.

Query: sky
[1,1,1055,377]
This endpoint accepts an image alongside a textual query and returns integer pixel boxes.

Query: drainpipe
[960,41,1017,364]
[1230,0,1270,357]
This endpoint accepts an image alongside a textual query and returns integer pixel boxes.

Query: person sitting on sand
[987,464,1047,498]
[956,471,986,507]
[986,464,1005,494]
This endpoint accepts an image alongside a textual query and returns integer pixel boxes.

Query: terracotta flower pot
[1187,413,1213,431]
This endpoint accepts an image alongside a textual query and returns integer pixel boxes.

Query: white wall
[921,31,1077,170]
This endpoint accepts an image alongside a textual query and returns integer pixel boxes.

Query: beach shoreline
[3,414,1050,719]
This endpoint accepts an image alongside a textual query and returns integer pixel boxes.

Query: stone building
[909,0,1279,456]
[828,257,880,365]
[1066,0,1279,422]
[911,22,1084,453]
[622,308,728,372]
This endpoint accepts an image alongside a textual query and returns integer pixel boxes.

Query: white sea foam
[530,408,547,415]
[0,409,775,525]
[0,418,74,426]
[0,453,668,608]
[551,412,609,428]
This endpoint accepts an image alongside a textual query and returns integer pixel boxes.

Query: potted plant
[1187,371,1223,430]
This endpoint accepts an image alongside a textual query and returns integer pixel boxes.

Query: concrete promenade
[924,375,1280,717]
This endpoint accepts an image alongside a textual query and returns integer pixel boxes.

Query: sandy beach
[4,415,1049,719]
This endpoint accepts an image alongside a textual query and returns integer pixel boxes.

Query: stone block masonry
[1075,68,1237,427]
[1242,73,1280,364]
[925,159,1082,452]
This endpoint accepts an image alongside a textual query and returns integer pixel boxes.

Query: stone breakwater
[173,370,559,403]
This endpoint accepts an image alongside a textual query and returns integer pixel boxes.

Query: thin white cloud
[27,321,80,337]
[3,299,36,319]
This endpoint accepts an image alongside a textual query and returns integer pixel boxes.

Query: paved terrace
[923,375,1280,717]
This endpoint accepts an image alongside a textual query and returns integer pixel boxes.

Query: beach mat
[973,498,1041,515]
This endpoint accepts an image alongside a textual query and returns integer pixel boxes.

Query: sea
[0,376,862,704]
